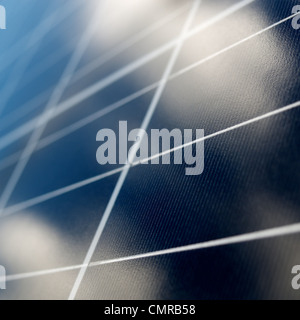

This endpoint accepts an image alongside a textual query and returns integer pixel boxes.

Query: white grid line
[68,0,202,300]
[92,222,300,264]
[3,222,300,283]
[135,100,300,165]
[1,99,300,217]
[1,167,125,217]
[171,11,300,79]
[0,0,256,153]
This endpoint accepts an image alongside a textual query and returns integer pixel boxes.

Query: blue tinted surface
[0,0,300,300]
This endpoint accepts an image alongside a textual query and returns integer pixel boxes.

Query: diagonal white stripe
[135,100,300,165]
[0,167,125,217]
[68,0,202,300]
[91,223,300,266]
[3,223,300,284]
[171,11,300,79]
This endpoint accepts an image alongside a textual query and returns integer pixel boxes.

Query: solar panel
[0,0,300,300]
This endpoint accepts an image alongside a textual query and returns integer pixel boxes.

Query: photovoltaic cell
[0,0,300,300]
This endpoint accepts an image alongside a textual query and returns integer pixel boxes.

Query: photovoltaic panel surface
[0,0,300,300]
